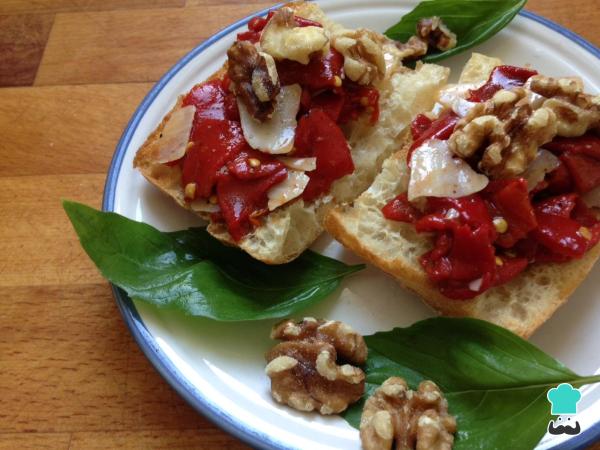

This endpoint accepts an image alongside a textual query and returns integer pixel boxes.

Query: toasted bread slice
[134,1,449,264]
[324,53,600,338]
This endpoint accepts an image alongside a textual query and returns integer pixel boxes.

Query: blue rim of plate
[102,5,600,450]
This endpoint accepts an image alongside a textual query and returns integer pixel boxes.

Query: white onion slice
[267,170,310,211]
[276,156,317,172]
[583,186,600,208]
[408,140,489,201]
[238,84,302,155]
[522,149,560,192]
[153,105,196,163]
[190,198,220,213]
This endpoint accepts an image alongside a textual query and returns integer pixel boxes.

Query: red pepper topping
[531,193,600,259]
[483,178,537,248]
[467,65,538,103]
[407,111,459,163]
[544,135,600,159]
[414,196,499,299]
[410,114,433,140]
[183,79,234,122]
[382,193,420,223]
[227,149,286,180]
[545,160,573,194]
[182,119,247,198]
[310,90,345,122]
[560,152,600,194]
[494,257,529,286]
[541,135,600,194]
[532,213,589,259]
[277,49,344,91]
[338,83,380,125]
[294,109,354,201]
[216,167,288,241]
[248,16,268,32]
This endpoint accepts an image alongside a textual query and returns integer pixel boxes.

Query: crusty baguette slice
[324,53,600,338]
[134,1,449,264]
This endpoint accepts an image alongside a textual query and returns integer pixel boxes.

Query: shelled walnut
[332,29,386,85]
[265,318,367,415]
[395,17,456,61]
[449,88,557,178]
[227,41,280,121]
[360,377,456,450]
[416,17,457,52]
[529,75,600,137]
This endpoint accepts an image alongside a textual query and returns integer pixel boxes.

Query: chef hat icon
[547,383,582,415]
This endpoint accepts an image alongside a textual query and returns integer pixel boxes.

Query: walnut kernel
[332,29,386,85]
[227,41,280,121]
[265,318,366,415]
[448,89,557,178]
[360,377,456,450]
[416,17,457,52]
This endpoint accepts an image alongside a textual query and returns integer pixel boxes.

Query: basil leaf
[344,318,600,449]
[385,0,527,63]
[64,201,364,321]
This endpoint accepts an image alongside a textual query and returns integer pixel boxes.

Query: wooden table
[1,1,599,448]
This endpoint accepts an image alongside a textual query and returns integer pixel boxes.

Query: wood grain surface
[1,1,599,449]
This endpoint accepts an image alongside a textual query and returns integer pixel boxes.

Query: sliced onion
[583,186,600,208]
[153,105,196,163]
[190,198,220,213]
[276,156,317,172]
[408,140,489,201]
[238,84,302,155]
[267,170,310,211]
[522,149,560,192]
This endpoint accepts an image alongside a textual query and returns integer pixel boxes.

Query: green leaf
[344,318,600,450]
[385,0,527,63]
[63,201,364,321]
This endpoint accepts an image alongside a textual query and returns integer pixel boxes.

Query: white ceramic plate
[103,1,600,448]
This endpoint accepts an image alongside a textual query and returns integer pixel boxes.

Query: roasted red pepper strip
[382,193,420,223]
[532,213,589,259]
[544,160,573,195]
[294,109,354,201]
[216,167,287,241]
[277,49,344,91]
[410,114,433,141]
[338,83,380,125]
[407,111,459,163]
[310,90,345,122]
[182,119,246,199]
[227,149,286,180]
[494,257,529,286]
[467,65,538,103]
[183,79,232,122]
[416,196,497,299]
[483,178,537,248]
[544,135,600,159]
[560,152,600,194]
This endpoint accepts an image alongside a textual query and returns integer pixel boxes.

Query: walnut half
[360,377,456,450]
[332,29,386,85]
[396,17,457,61]
[227,41,280,121]
[449,89,558,178]
[265,318,367,415]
